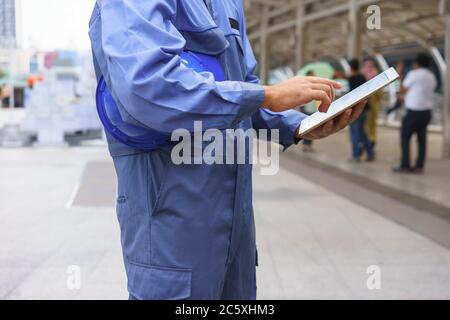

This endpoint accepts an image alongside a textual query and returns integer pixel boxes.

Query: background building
[0,0,21,49]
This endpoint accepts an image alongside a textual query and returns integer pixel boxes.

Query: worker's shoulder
[407,68,426,79]
[406,68,436,88]
[414,68,433,75]
[232,0,244,7]
[217,0,245,18]
[416,68,437,81]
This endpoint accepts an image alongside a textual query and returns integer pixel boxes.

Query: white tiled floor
[292,127,450,209]
[254,166,450,299]
[0,146,127,300]
[1,145,450,299]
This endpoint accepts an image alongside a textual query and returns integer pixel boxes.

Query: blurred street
[2,128,450,300]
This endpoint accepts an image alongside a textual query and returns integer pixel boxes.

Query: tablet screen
[298,68,399,136]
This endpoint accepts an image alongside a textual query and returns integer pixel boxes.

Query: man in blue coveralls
[89,0,365,300]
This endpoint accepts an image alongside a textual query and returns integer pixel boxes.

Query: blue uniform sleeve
[237,1,306,149]
[97,0,265,134]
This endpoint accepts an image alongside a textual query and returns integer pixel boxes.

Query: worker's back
[404,68,437,111]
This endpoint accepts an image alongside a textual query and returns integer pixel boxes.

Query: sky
[20,0,95,52]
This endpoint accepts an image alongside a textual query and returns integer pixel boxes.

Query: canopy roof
[244,0,445,67]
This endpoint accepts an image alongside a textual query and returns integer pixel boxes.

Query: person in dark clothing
[392,54,437,174]
[348,59,374,162]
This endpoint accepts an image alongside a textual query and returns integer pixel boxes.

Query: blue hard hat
[96,51,226,150]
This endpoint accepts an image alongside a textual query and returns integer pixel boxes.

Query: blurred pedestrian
[362,59,383,149]
[393,53,437,174]
[348,59,374,162]
[386,61,405,115]
[0,85,9,109]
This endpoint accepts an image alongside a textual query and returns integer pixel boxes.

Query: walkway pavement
[1,139,450,299]
[289,126,450,209]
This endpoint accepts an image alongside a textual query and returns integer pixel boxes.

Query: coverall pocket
[181,27,229,56]
[114,151,169,265]
[147,150,171,216]
[225,31,247,81]
[232,33,244,56]
[127,261,192,300]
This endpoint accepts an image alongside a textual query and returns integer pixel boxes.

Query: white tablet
[298,67,400,137]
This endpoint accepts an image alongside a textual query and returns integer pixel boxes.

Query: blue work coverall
[89,0,306,300]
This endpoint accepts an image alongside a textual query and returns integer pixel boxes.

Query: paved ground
[292,126,450,209]
[0,145,126,300]
[1,139,450,299]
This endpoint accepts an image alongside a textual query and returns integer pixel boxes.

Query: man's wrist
[238,82,266,112]
[262,86,275,110]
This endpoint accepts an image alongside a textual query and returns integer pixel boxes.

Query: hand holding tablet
[297,68,400,138]
[299,101,367,140]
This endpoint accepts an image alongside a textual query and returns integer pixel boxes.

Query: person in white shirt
[393,54,437,174]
